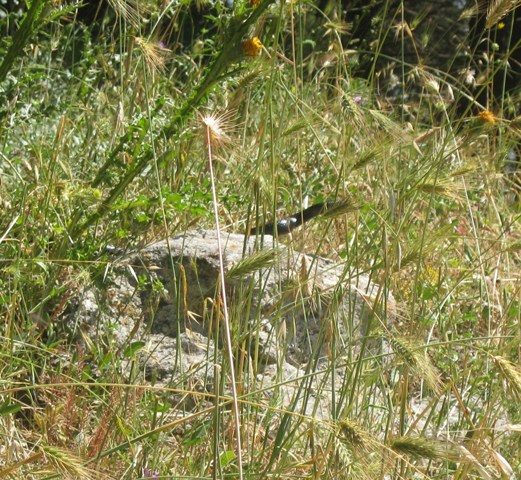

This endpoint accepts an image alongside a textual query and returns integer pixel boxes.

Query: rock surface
[72,230,395,416]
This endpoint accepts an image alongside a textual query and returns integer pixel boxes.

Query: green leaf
[123,341,146,358]
[220,450,235,467]
[0,402,21,416]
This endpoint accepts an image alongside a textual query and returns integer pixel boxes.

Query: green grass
[1,0,521,478]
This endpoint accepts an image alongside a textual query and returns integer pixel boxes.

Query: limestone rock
[72,230,395,416]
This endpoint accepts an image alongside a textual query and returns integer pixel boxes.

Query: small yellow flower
[479,110,497,124]
[242,37,263,57]
[498,22,505,29]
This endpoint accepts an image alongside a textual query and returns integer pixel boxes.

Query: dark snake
[105,201,344,254]
[249,201,338,236]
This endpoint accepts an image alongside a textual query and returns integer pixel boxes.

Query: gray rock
[71,230,395,416]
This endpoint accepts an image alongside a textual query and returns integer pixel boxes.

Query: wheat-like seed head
[486,0,520,29]
[389,335,444,395]
[493,355,521,401]
[390,436,460,462]
[135,37,171,77]
[199,110,236,151]
[107,0,146,28]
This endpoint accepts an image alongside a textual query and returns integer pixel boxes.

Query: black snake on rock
[249,201,345,236]
[105,201,349,255]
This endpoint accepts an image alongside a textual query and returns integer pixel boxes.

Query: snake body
[250,201,337,236]
[105,201,342,255]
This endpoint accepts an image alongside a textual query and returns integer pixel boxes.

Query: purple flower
[353,95,366,106]
[143,468,160,479]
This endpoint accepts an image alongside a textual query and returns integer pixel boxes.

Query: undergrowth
[1,0,521,479]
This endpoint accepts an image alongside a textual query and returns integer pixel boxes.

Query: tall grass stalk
[203,114,243,480]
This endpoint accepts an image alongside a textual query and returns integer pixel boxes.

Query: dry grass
[1,0,521,478]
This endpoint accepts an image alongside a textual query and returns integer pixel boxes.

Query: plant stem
[71,0,275,244]
[0,0,50,83]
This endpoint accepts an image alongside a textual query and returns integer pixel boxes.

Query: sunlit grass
[1,0,520,478]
